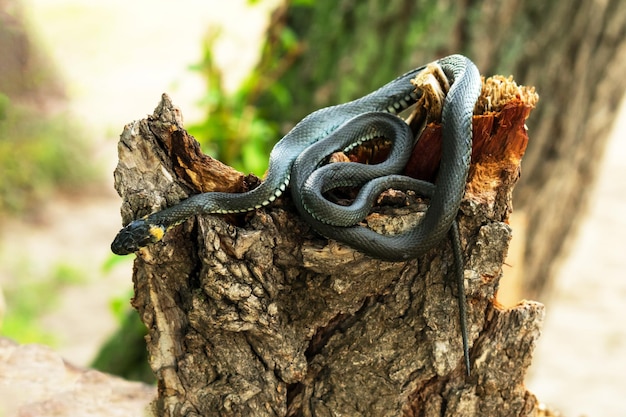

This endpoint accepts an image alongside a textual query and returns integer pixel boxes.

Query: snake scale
[111,54,482,375]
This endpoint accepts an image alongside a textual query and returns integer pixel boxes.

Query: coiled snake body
[111,54,482,374]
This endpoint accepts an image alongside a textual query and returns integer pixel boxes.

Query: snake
[291,55,480,261]
[111,54,482,374]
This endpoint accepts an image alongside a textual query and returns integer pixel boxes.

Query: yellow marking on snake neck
[149,225,165,242]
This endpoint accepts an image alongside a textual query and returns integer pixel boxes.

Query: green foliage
[188,30,276,176]
[90,256,154,383]
[90,309,154,384]
[107,288,135,325]
[101,252,133,275]
[1,261,86,345]
[0,95,96,215]
[0,93,8,121]
[187,22,302,176]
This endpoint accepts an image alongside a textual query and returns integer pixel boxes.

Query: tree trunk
[256,0,626,300]
[113,69,552,415]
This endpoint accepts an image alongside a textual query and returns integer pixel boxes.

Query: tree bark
[256,0,626,300]
[113,70,551,415]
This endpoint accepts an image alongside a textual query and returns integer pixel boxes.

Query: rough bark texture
[113,71,550,416]
[257,0,626,299]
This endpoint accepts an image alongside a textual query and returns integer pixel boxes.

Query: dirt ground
[1,2,624,416]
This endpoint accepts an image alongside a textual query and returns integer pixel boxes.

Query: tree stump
[113,74,549,416]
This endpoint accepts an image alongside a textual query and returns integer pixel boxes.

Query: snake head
[111,219,165,255]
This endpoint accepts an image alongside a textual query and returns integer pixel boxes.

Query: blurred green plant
[90,307,154,384]
[101,251,133,275]
[187,22,302,176]
[91,261,154,383]
[0,261,86,345]
[0,93,96,215]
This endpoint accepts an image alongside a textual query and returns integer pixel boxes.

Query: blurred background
[0,0,624,416]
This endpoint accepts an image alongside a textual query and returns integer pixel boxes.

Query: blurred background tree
[248,0,626,300]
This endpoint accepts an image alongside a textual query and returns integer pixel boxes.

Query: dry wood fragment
[113,75,554,416]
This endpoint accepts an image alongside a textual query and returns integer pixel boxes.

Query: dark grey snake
[111,54,482,374]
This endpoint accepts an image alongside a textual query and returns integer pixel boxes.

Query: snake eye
[111,219,160,255]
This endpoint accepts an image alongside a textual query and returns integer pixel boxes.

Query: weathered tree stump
[113,74,549,416]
